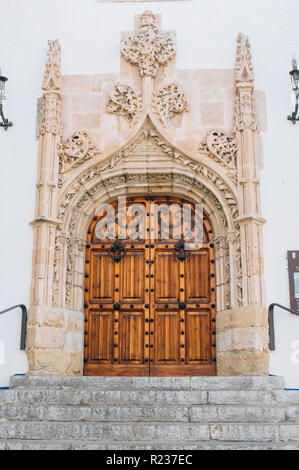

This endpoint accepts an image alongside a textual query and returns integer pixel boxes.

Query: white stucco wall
[0,0,298,387]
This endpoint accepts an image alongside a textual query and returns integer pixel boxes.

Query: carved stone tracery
[106,83,142,125]
[58,131,100,184]
[152,82,189,125]
[120,10,176,77]
[199,130,238,168]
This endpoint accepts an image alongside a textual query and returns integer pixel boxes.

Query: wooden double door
[84,196,216,376]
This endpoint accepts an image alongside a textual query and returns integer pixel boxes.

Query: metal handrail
[0,305,27,350]
[268,303,299,351]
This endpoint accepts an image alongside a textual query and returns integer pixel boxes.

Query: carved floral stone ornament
[106,83,142,125]
[59,131,100,175]
[120,10,176,78]
[199,130,238,168]
[153,82,190,126]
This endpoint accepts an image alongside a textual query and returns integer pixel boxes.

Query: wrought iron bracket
[0,104,13,131]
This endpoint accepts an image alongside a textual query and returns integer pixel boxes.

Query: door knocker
[173,239,191,262]
[108,240,127,263]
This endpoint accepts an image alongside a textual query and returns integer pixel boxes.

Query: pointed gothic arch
[54,120,241,319]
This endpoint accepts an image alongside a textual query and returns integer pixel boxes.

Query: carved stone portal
[28,12,268,379]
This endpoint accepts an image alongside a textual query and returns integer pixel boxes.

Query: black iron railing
[0,305,27,350]
[268,303,299,351]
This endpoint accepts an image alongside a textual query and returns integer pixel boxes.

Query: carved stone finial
[234,33,258,132]
[235,33,254,85]
[38,40,62,136]
[139,10,158,29]
[153,82,189,126]
[120,11,176,78]
[42,39,62,91]
[106,83,142,126]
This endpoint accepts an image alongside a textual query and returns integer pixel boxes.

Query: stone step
[0,404,293,423]
[1,389,208,406]
[1,422,298,442]
[2,388,296,406]
[208,390,275,404]
[9,375,285,391]
[0,422,210,441]
[272,391,299,404]
[0,404,190,423]
[1,440,299,451]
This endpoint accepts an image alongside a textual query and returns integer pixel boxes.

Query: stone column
[217,34,269,376]
[27,40,83,376]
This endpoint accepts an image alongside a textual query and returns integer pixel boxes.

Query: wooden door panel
[90,252,115,303]
[185,310,211,363]
[121,252,144,303]
[119,311,144,363]
[185,251,210,303]
[89,310,113,362]
[154,310,180,363]
[155,251,180,302]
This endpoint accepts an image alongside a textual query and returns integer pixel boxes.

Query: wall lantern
[288,58,299,124]
[0,68,13,130]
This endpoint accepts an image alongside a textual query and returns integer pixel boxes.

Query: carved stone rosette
[58,131,100,184]
[152,82,189,126]
[120,10,176,78]
[199,130,238,168]
[106,83,142,126]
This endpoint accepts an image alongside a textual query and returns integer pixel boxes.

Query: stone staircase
[0,376,299,450]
